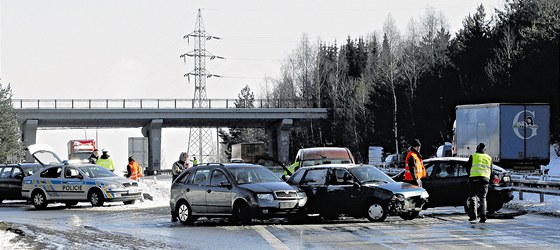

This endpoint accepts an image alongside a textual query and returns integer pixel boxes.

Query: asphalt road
[1,201,559,249]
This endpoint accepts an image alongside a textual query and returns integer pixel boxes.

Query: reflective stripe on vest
[470,153,492,178]
[404,152,426,180]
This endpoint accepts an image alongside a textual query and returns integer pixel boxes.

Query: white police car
[21,146,141,209]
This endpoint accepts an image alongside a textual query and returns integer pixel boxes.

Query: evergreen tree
[0,82,24,163]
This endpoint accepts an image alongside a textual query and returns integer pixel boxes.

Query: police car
[21,146,142,209]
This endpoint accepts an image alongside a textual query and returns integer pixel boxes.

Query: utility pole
[181,9,224,163]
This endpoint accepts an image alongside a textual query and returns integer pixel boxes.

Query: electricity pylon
[181,9,224,163]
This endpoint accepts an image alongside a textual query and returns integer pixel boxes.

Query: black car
[392,157,514,213]
[169,163,308,225]
[287,164,429,222]
[0,163,41,204]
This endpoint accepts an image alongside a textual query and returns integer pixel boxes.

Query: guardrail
[510,174,560,202]
[12,98,318,109]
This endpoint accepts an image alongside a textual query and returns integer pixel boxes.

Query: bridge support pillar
[21,119,39,162]
[142,119,163,175]
[275,119,293,165]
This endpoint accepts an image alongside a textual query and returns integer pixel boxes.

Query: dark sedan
[170,163,307,225]
[392,157,514,213]
[287,164,429,222]
[0,163,41,204]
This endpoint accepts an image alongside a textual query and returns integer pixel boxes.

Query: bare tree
[379,14,402,154]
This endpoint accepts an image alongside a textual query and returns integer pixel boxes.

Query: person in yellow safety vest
[96,148,116,172]
[284,161,300,176]
[192,157,198,166]
[404,139,426,187]
[126,156,144,181]
[466,143,492,223]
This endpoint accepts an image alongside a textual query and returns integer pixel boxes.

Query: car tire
[366,201,388,222]
[65,202,78,208]
[399,211,419,220]
[89,189,105,207]
[487,200,504,214]
[231,202,252,225]
[123,200,135,205]
[31,190,48,209]
[177,201,196,225]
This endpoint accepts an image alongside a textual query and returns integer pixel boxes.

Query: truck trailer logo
[512,110,538,139]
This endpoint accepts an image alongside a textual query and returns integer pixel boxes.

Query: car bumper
[105,189,142,202]
[252,199,307,219]
[491,186,514,203]
[389,196,428,214]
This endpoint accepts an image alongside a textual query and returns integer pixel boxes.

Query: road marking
[451,234,495,248]
[254,226,289,250]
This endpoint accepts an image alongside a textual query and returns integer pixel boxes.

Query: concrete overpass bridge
[13,98,328,173]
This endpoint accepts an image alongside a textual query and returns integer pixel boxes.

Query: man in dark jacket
[88,149,99,164]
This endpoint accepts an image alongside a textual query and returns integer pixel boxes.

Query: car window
[64,167,81,178]
[350,166,394,183]
[424,162,435,177]
[210,170,229,186]
[0,167,13,178]
[40,167,62,178]
[456,163,469,176]
[330,169,354,185]
[229,166,282,184]
[177,170,192,184]
[192,169,210,186]
[21,165,40,176]
[77,166,116,178]
[11,167,23,178]
[302,169,327,185]
[289,169,305,184]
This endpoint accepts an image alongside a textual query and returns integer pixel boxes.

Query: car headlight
[107,183,124,189]
[257,193,274,201]
[421,190,429,199]
[297,192,306,198]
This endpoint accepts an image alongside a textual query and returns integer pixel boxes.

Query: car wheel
[89,190,105,207]
[487,200,504,214]
[399,211,419,220]
[65,202,78,208]
[366,201,388,222]
[123,200,135,205]
[32,190,48,209]
[231,202,252,225]
[177,201,196,225]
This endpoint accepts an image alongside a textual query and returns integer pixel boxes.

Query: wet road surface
[1,201,560,249]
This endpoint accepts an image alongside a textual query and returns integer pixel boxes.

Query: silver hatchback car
[170,163,307,225]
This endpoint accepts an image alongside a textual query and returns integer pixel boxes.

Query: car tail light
[492,175,500,184]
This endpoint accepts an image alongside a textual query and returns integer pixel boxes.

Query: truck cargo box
[455,103,550,170]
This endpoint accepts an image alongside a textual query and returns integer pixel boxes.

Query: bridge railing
[12,99,320,109]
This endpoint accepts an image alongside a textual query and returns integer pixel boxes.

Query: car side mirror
[14,173,24,179]
[282,175,290,181]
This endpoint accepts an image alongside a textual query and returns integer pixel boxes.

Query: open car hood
[26,144,63,166]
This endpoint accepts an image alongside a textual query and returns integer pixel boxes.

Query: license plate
[279,201,296,209]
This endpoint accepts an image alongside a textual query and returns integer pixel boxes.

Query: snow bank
[542,144,560,176]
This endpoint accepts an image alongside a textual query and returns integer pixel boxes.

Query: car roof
[423,157,507,172]
[298,163,371,170]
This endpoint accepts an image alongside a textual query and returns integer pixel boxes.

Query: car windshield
[78,165,117,178]
[350,165,395,184]
[228,166,283,184]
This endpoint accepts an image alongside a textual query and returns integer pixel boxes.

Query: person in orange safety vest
[126,156,144,181]
[404,139,426,187]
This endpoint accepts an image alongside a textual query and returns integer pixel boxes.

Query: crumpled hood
[377,182,426,198]
[239,182,298,193]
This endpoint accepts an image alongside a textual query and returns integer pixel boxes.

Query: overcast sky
[1,0,505,169]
